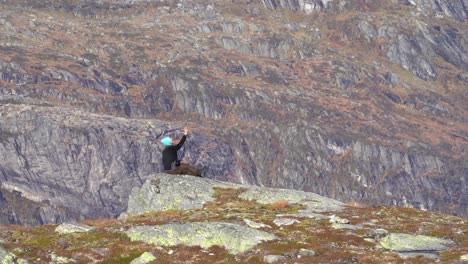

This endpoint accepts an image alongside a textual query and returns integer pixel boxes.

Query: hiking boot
[200,166,208,177]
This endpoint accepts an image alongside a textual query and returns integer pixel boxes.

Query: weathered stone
[298,248,316,256]
[0,246,15,264]
[286,211,328,220]
[50,252,76,263]
[55,223,94,234]
[330,223,362,230]
[273,218,300,226]
[263,254,286,263]
[460,254,468,262]
[125,222,276,254]
[16,258,28,264]
[243,218,271,229]
[124,174,238,216]
[239,187,344,212]
[364,228,389,240]
[329,215,349,224]
[130,252,156,264]
[380,233,454,253]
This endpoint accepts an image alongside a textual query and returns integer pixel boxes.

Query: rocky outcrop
[125,222,277,254]
[122,174,238,216]
[380,233,455,259]
[123,174,344,216]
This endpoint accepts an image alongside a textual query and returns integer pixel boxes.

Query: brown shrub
[271,199,289,209]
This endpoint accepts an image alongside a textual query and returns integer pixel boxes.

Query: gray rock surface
[380,233,454,256]
[263,254,286,263]
[55,223,94,234]
[123,174,238,216]
[273,218,300,226]
[298,248,316,256]
[125,222,276,254]
[123,174,344,216]
[243,218,271,229]
[0,246,14,264]
[130,252,156,264]
[240,187,344,212]
[50,252,76,263]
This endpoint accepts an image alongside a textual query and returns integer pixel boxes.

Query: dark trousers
[165,163,202,177]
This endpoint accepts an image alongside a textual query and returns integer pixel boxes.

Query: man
[160,127,208,177]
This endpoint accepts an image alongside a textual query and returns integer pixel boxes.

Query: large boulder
[380,233,454,259]
[123,174,344,216]
[122,174,238,216]
[125,222,276,254]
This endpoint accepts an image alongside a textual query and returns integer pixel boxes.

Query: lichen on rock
[0,246,15,264]
[130,252,156,264]
[124,221,276,254]
[380,233,454,253]
[123,174,239,216]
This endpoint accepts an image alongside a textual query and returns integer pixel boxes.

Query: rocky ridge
[0,174,466,263]
[0,0,466,224]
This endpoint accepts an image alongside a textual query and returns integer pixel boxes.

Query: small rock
[50,252,76,263]
[380,233,454,258]
[364,229,388,241]
[331,223,361,230]
[168,250,174,255]
[286,211,328,220]
[329,215,349,224]
[273,218,300,226]
[16,259,28,264]
[243,218,271,229]
[130,252,156,264]
[264,255,286,263]
[298,248,316,256]
[55,223,94,234]
[460,254,468,262]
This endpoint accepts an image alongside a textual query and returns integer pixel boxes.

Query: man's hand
[184,127,188,135]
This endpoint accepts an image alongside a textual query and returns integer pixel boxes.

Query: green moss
[100,249,143,264]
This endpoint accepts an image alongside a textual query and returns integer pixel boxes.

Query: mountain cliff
[0,0,466,224]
